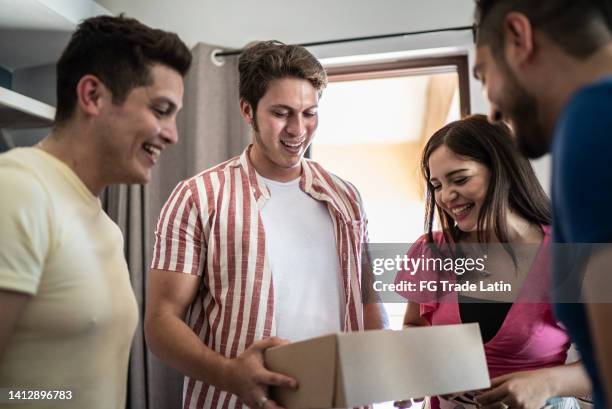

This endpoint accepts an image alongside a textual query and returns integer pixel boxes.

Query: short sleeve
[151,180,205,275]
[394,233,455,321]
[0,168,52,294]
[395,234,436,302]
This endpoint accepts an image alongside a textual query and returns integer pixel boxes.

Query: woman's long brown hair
[421,114,551,247]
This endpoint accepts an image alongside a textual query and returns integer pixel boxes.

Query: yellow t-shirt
[0,148,138,409]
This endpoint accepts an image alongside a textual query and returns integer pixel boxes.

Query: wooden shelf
[0,87,55,129]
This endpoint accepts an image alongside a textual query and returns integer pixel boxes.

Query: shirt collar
[236,145,345,216]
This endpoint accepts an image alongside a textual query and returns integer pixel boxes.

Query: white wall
[94,1,484,111]
[94,0,486,113]
[96,0,473,49]
[13,64,56,105]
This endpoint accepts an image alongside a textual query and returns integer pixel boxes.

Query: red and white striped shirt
[151,146,368,409]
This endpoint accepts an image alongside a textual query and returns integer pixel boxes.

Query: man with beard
[472,1,612,408]
[145,41,387,409]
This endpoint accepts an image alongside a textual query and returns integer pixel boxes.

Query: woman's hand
[476,369,553,409]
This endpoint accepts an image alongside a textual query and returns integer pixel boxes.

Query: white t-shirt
[260,176,344,341]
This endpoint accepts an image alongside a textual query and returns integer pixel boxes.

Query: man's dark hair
[55,14,192,124]
[238,40,327,114]
[475,0,612,59]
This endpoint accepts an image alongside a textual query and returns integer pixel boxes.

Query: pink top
[398,226,570,380]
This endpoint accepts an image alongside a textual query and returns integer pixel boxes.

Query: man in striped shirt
[145,40,387,409]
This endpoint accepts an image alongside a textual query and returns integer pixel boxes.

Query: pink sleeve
[151,180,204,275]
[419,300,438,324]
[395,234,439,305]
[395,233,450,321]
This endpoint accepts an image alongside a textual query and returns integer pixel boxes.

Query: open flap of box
[265,334,338,409]
[336,323,490,407]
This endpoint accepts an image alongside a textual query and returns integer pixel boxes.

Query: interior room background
[0,1,552,408]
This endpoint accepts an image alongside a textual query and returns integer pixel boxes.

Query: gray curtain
[103,42,251,409]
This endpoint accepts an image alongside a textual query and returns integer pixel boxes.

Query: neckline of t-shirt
[29,147,100,207]
[260,175,301,187]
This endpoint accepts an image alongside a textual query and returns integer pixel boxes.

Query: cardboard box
[264,323,490,409]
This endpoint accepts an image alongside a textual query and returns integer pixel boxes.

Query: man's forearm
[144,312,232,391]
[542,361,592,398]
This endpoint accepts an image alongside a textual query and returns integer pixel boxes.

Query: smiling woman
[427,144,490,236]
[399,115,590,409]
[421,114,550,245]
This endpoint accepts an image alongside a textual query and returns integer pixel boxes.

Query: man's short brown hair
[475,0,612,59]
[55,14,192,125]
[238,40,327,113]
